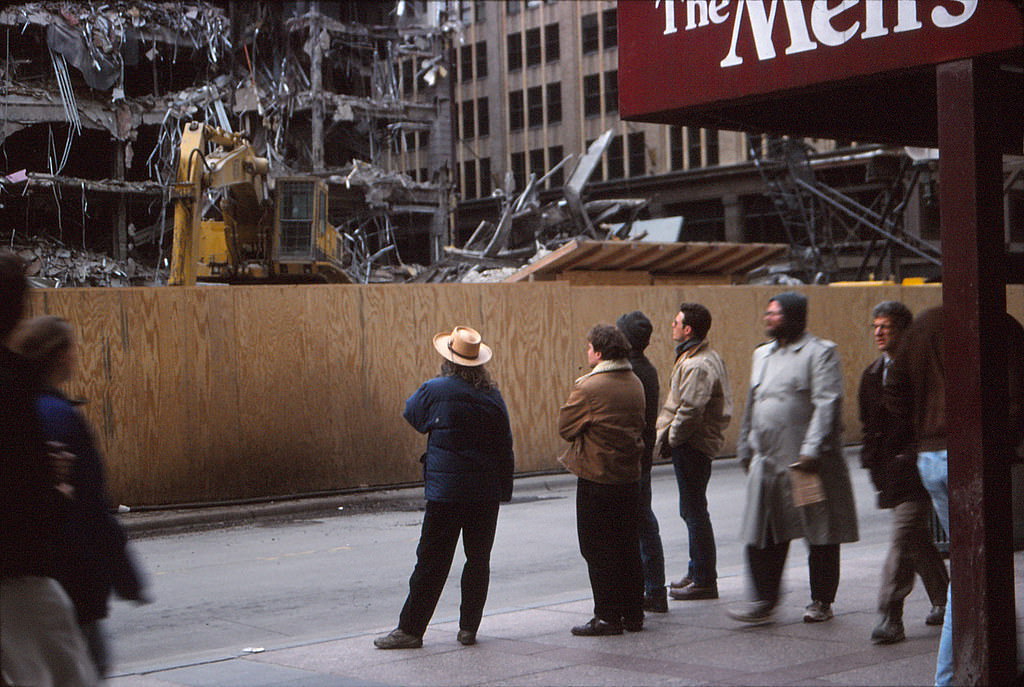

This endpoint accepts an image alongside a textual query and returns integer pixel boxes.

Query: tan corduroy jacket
[654,339,732,459]
[558,359,645,484]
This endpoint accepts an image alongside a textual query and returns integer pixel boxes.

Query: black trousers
[576,478,644,624]
[398,499,500,637]
[747,540,840,605]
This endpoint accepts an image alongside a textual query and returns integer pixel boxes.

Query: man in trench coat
[728,292,858,625]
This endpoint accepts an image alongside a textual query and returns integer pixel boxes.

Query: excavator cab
[273,177,346,281]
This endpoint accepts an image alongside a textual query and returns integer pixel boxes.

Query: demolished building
[0,0,455,284]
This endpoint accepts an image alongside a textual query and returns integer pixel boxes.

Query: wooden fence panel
[482,283,572,472]
[23,283,1024,506]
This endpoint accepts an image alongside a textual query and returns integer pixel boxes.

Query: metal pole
[936,57,1016,687]
[310,1,324,173]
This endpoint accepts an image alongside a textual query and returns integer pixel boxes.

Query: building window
[419,167,428,183]
[604,70,618,114]
[420,130,430,150]
[509,90,524,131]
[705,129,719,166]
[511,151,526,191]
[506,0,521,16]
[463,159,477,199]
[529,148,545,180]
[475,41,488,79]
[546,82,561,125]
[745,133,763,161]
[527,85,543,128]
[602,8,617,49]
[402,59,414,96]
[687,127,702,167]
[460,45,473,83]
[477,97,489,137]
[507,33,522,71]
[582,13,599,54]
[583,74,601,117]
[526,27,542,67]
[461,99,475,139]
[628,132,646,177]
[544,23,560,63]
[547,145,564,187]
[458,0,472,25]
[480,157,492,196]
[670,127,684,170]
[607,135,624,179]
[473,0,486,23]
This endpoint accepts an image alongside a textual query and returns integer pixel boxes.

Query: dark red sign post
[937,58,1016,686]
[619,2,1024,684]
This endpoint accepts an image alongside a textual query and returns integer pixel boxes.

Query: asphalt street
[106,451,894,676]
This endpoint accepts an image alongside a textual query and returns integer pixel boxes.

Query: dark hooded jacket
[617,311,659,471]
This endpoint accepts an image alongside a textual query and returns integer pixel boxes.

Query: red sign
[619,0,1023,123]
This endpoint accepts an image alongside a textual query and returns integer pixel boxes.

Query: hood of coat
[770,291,807,341]
[616,311,653,353]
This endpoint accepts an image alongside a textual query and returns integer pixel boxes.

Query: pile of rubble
[11,238,161,287]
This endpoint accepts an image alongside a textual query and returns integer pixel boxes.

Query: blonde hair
[9,315,75,375]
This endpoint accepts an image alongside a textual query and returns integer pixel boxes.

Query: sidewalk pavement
[108,509,1024,686]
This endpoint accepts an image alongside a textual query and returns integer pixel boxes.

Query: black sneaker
[643,594,668,613]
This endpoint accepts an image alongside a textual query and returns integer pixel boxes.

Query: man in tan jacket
[655,303,732,601]
[559,324,645,636]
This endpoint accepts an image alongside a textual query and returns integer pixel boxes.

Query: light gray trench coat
[736,332,859,548]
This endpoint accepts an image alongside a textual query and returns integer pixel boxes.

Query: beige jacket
[654,339,732,458]
[558,359,645,484]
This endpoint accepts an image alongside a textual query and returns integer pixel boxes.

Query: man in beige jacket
[559,324,646,636]
[654,303,732,601]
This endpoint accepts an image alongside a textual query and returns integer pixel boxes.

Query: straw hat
[432,326,492,367]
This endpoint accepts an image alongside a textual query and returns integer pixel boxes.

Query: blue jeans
[638,469,666,596]
[671,444,717,585]
[918,450,952,687]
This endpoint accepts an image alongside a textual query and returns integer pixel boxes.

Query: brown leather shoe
[925,605,945,626]
[669,583,718,601]
[668,575,693,589]
[457,629,477,645]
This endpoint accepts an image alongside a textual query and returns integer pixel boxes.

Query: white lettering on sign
[652,0,980,68]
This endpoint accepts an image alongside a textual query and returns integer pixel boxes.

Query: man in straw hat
[559,324,646,636]
[375,326,514,650]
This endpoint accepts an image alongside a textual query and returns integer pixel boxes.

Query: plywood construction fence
[25,284,1024,507]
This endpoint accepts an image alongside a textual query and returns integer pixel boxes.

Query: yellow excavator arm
[168,122,270,286]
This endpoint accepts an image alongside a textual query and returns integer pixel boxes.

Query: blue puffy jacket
[404,375,514,503]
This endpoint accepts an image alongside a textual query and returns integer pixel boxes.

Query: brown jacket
[558,359,645,484]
